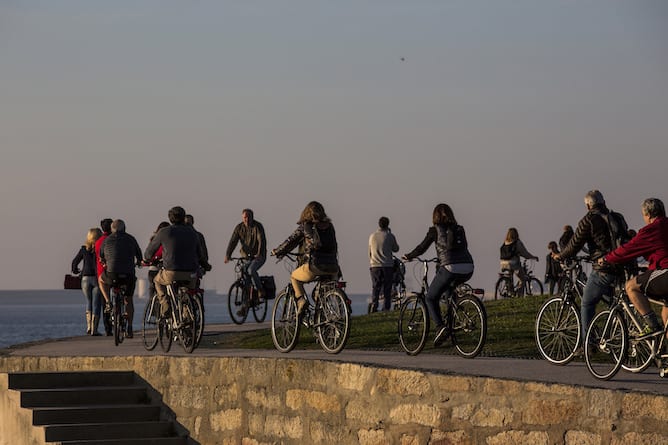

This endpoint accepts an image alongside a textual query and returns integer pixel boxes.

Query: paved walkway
[4,322,668,396]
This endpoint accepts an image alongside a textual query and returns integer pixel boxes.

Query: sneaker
[104,303,112,314]
[433,325,451,347]
[636,324,663,340]
[126,326,133,339]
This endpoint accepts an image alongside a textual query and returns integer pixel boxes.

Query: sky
[1,1,667,296]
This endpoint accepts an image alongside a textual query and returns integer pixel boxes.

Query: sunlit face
[242,211,251,226]
[642,210,651,225]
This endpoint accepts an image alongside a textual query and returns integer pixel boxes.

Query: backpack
[500,241,517,260]
[603,210,630,250]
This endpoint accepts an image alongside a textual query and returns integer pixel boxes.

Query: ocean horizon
[0,289,373,350]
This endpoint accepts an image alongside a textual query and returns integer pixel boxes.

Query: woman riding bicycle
[403,203,474,346]
[499,227,539,296]
[271,201,339,317]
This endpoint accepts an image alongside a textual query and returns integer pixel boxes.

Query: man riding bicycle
[98,219,143,338]
[144,206,209,319]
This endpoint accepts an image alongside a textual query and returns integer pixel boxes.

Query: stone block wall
[2,355,668,444]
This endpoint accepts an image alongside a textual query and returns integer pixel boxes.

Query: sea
[0,290,371,349]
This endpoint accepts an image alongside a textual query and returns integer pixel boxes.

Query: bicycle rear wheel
[271,288,300,353]
[141,294,160,351]
[228,281,248,325]
[252,291,268,323]
[622,307,654,373]
[193,292,204,348]
[159,317,172,353]
[535,296,581,365]
[526,278,544,297]
[398,295,429,355]
[451,295,487,358]
[494,277,513,300]
[316,289,351,354]
[113,294,123,346]
[177,295,197,353]
[585,310,627,380]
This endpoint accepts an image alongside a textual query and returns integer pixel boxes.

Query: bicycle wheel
[159,316,172,353]
[494,277,513,300]
[622,307,654,373]
[584,310,628,380]
[177,295,197,353]
[141,294,160,351]
[271,288,300,353]
[535,297,581,365]
[316,289,351,354]
[451,295,487,358]
[252,291,268,323]
[228,281,248,325]
[192,292,205,348]
[526,278,544,297]
[398,295,429,355]
[113,294,123,346]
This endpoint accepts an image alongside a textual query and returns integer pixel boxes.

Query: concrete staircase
[7,371,188,445]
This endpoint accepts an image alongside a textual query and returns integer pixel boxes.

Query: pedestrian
[545,241,561,295]
[368,216,399,312]
[71,228,103,335]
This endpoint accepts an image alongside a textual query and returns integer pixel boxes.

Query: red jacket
[605,216,668,270]
[94,232,110,277]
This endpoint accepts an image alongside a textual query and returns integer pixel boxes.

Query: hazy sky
[1,1,667,295]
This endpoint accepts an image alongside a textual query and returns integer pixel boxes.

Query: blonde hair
[505,227,519,244]
[85,228,102,251]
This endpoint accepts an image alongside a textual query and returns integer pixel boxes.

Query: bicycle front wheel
[141,294,160,351]
[451,295,487,358]
[193,293,204,348]
[271,289,300,353]
[158,317,172,353]
[526,278,544,297]
[398,295,429,356]
[113,294,123,346]
[494,277,512,300]
[316,289,351,354]
[535,297,581,365]
[177,295,197,353]
[228,281,248,325]
[252,292,268,323]
[585,310,627,380]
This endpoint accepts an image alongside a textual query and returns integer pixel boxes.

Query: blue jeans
[247,257,266,292]
[426,267,473,330]
[81,275,101,317]
[581,270,617,337]
[370,266,394,311]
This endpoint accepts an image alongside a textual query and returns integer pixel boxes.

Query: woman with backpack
[499,227,539,296]
[271,201,339,316]
[402,203,474,347]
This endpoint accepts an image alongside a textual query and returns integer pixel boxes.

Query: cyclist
[94,218,113,335]
[368,216,399,312]
[224,208,267,316]
[144,206,209,319]
[402,203,474,346]
[553,190,630,346]
[146,221,170,297]
[98,219,143,338]
[602,197,668,339]
[499,227,539,296]
[271,201,339,317]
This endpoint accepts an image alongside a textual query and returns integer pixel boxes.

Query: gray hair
[642,198,666,219]
[584,190,605,207]
[111,219,126,233]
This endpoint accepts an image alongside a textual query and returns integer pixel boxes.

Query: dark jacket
[405,224,474,268]
[144,223,205,272]
[72,246,97,277]
[100,232,142,275]
[226,221,267,259]
[560,204,626,272]
[545,254,562,282]
[273,221,339,273]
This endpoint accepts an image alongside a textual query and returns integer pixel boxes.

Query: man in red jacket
[603,198,668,338]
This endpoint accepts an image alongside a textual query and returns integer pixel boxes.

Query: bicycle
[583,281,663,380]
[534,256,589,365]
[367,256,407,314]
[227,257,268,325]
[270,252,351,354]
[108,277,133,347]
[494,259,544,299]
[397,257,487,357]
[156,278,199,353]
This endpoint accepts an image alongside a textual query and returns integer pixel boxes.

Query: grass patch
[200,295,551,358]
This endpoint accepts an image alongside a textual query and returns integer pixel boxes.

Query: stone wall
[2,355,668,445]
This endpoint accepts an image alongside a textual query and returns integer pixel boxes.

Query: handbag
[64,274,82,290]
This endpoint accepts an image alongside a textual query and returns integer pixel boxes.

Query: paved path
[4,322,668,396]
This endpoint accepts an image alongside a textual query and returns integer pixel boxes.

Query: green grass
[200,295,550,358]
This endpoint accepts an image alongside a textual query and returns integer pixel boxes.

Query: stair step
[9,371,135,389]
[33,404,161,425]
[59,437,188,445]
[20,386,148,408]
[45,421,175,442]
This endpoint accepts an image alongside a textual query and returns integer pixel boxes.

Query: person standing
[99,219,143,338]
[559,225,574,251]
[403,203,474,346]
[368,216,399,312]
[544,241,562,296]
[225,209,267,316]
[71,228,103,335]
[553,190,629,343]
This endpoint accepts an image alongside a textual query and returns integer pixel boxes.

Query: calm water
[0,290,371,349]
